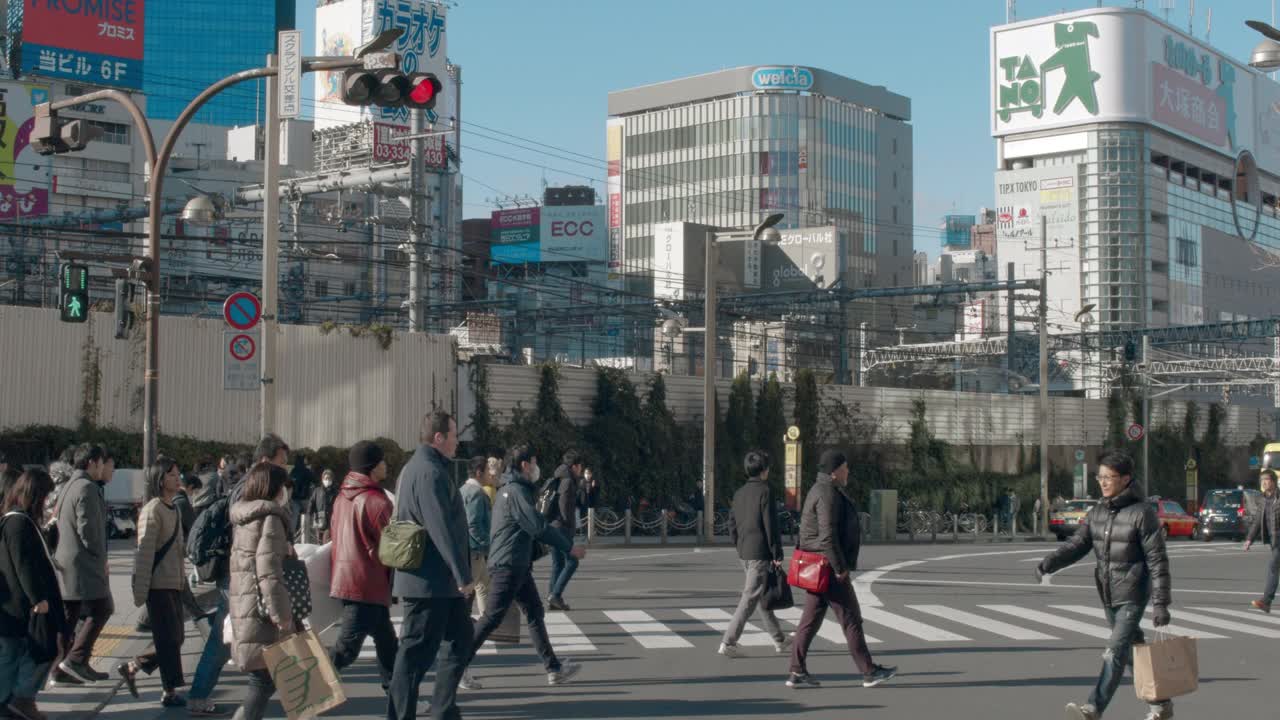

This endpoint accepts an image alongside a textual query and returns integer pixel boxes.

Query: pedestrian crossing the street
[350,601,1278,660]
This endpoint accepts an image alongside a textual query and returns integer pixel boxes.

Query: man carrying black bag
[719,449,792,659]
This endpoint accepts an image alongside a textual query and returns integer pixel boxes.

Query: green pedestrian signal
[60,263,89,323]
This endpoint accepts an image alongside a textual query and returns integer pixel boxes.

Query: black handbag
[255,555,312,622]
[762,563,794,611]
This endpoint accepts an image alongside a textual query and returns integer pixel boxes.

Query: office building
[144,1,296,127]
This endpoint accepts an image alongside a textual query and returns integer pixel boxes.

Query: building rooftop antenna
[1006,0,1015,23]
[1159,0,1174,23]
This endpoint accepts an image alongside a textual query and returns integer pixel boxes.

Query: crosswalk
[350,602,1279,660]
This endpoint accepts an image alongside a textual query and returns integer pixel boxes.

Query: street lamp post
[702,213,785,542]
[39,43,394,466]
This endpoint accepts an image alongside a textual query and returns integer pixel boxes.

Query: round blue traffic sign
[223,292,262,331]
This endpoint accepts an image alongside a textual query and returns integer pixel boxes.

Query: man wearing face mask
[1037,450,1174,720]
[329,441,398,689]
[464,444,586,688]
[307,470,338,545]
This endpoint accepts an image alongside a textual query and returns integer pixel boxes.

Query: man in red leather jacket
[328,441,398,689]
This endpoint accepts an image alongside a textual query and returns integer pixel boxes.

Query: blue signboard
[751,66,814,91]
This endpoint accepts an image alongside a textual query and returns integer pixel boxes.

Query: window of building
[343,281,356,296]
[314,280,328,297]
[86,120,129,145]
[1175,237,1198,267]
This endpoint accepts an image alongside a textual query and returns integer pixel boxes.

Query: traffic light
[33,106,102,155]
[1123,340,1137,363]
[59,263,89,323]
[340,70,441,110]
[113,278,135,339]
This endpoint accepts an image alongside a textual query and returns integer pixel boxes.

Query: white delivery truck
[103,468,146,539]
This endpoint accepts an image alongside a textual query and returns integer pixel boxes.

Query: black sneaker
[547,597,570,612]
[161,694,187,708]
[116,663,139,699]
[83,666,110,682]
[46,668,83,689]
[785,672,821,689]
[863,664,897,687]
[57,661,99,685]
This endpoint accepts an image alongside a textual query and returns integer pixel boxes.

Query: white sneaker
[458,671,483,690]
[718,642,746,659]
[547,660,581,686]
[774,634,795,654]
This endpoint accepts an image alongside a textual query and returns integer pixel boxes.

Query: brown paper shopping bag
[1133,633,1199,702]
[489,606,522,644]
[263,629,348,720]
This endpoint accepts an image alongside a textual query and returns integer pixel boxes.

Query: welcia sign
[751,67,814,91]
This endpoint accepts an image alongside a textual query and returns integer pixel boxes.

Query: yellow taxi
[1049,499,1098,541]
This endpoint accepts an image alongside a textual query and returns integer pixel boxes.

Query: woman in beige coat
[118,456,187,707]
[228,462,295,720]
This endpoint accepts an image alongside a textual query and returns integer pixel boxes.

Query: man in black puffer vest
[1038,450,1173,720]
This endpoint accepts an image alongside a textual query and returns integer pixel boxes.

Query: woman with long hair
[0,468,65,720]
[228,462,295,720]
[117,456,188,707]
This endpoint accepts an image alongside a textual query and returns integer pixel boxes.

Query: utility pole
[702,231,718,543]
[1142,334,1151,496]
[1007,261,1016,391]
[261,53,280,438]
[408,108,425,332]
[1038,215,1050,538]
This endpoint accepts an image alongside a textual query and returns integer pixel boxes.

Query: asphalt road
[62,535,1276,720]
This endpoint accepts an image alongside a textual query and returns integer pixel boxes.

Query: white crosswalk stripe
[545,611,597,652]
[683,608,777,646]
[1049,605,1227,639]
[1157,608,1280,638]
[908,604,1058,640]
[979,605,1115,639]
[774,606,883,644]
[861,607,970,642]
[605,610,693,649]
[1188,606,1280,627]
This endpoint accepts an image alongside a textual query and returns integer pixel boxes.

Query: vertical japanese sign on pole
[1184,458,1199,514]
[278,30,302,120]
[223,292,262,391]
[784,426,803,511]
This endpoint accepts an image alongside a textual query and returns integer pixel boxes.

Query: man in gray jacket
[465,444,585,687]
[386,411,475,720]
[51,444,115,687]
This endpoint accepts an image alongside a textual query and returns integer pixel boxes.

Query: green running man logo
[998,22,1101,122]
[66,296,83,318]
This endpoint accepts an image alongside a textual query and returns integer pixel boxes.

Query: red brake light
[1238,506,1246,517]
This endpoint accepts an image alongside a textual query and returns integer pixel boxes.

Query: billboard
[994,165,1078,245]
[653,222,686,300]
[373,122,447,169]
[762,226,842,291]
[22,0,145,89]
[541,205,606,262]
[606,119,623,273]
[991,8,1280,172]
[0,83,52,220]
[315,1,450,130]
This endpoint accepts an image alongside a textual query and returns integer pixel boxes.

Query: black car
[1196,488,1262,541]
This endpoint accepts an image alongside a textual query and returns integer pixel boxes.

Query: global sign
[751,67,814,91]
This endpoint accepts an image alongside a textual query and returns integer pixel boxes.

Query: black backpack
[186,495,232,582]
[535,477,561,521]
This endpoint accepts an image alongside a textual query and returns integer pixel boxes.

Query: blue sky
[296,0,1272,256]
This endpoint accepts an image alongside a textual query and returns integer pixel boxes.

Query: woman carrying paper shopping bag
[1037,450,1175,720]
[228,462,297,720]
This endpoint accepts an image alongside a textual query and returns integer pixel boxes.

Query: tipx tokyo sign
[751,66,814,91]
[22,0,145,90]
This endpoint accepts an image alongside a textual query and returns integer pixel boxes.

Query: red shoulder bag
[787,548,831,594]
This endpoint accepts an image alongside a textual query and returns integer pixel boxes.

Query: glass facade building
[144,0,296,127]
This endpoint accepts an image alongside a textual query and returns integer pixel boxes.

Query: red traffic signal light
[406,73,442,109]
[340,70,441,110]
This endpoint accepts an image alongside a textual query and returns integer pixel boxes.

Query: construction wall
[0,306,457,450]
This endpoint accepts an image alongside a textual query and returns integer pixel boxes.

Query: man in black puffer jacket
[1038,450,1173,720]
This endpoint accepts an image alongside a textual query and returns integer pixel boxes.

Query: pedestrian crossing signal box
[59,263,89,323]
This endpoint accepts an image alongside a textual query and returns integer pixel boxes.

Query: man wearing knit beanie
[328,441,399,689]
[786,446,897,690]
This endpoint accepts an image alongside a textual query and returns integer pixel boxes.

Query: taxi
[1049,499,1098,541]
[1151,497,1197,539]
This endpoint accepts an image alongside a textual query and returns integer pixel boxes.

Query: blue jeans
[548,530,578,600]
[1090,602,1170,715]
[189,586,230,701]
[0,636,50,701]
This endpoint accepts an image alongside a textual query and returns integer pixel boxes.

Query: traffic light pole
[408,108,425,333]
[261,53,281,436]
